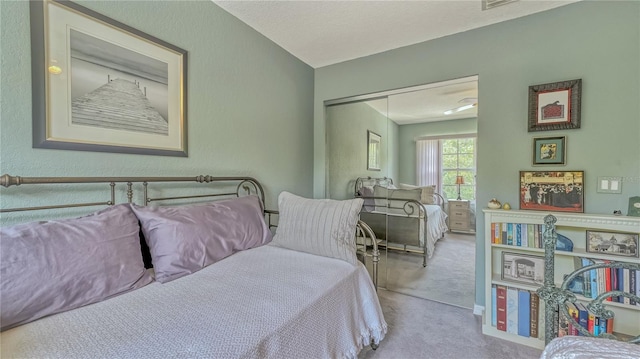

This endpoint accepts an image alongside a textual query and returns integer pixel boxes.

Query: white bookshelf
[482,209,640,349]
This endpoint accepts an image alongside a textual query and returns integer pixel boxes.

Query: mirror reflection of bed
[325,76,478,309]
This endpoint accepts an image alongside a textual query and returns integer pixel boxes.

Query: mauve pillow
[0,204,152,331]
[131,195,272,283]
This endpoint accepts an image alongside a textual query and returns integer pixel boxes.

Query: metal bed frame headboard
[0,174,265,213]
[0,173,380,290]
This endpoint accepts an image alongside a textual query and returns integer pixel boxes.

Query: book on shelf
[491,284,497,327]
[631,270,637,305]
[517,289,530,337]
[496,285,507,331]
[566,302,579,336]
[507,223,514,246]
[515,224,522,247]
[575,302,588,335]
[506,287,518,334]
[530,292,539,338]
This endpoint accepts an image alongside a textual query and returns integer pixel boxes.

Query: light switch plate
[596,176,622,193]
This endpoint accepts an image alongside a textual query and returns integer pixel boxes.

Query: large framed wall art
[30,0,188,156]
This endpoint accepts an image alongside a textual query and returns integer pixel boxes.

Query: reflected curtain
[416,139,440,192]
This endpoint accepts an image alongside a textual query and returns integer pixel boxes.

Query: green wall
[397,117,477,185]
[0,0,314,212]
[326,101,398,200]
[314,1,640,308]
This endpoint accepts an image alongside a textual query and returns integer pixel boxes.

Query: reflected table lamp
[455,175,465,200]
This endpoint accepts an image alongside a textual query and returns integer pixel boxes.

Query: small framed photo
[533,136,566,165]
[367,130,381,171]
[501,252,544,286]
[519,171,584,213]
[586,230,639,258]
[528,79,581,132]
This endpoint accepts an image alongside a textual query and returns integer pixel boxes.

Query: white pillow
[398,183,436,204]
[271,191,364,265]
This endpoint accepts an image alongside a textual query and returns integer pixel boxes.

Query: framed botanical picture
[367,130,381,171]
[501,252,544,286]
[519,171,584,213]
[30,0,188,156]
[532,136,566,165]
[586,230,639,258]
[528,79,581,132]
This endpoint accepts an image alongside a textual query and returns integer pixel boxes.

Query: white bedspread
[540,336,640,359]
[423,204,448,257]
[1,244,387,359]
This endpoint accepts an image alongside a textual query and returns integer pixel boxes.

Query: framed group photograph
[586,230,639,258]
[528,79,581,132]
[30,0,188,156]
[533,136,566,165]
[367,130,381,171]
[501,252,544,286]
[519,171,584,213]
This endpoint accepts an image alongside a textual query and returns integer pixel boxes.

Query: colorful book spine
[496,285,507,331]
[605,267,612,301]
[502,223,507,244]
[527,224,535,248]
[507,223,513,246]
[530,292,539,338]
[567,302,579,336]
[517,289,530,337]
[506,287,518,334]
[623,268,630,305]
[491,285,497,327]
[598,317,607,335]
[581,258,592,298]
[575,302,588,336]
[630,270,637,305]
[515,224,522,246]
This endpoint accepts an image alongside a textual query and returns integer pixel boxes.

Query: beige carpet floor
[359,289,543,359]
[377,232,476,309]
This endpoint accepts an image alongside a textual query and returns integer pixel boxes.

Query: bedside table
[448,200,474,233]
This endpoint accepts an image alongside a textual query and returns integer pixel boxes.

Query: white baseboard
[473,304,484,316]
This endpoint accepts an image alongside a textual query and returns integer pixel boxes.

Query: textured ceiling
[213,0,581,68]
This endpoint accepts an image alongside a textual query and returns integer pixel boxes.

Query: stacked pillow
[131,195,272,283]
[398,183,437,204]
[0,204,153,331]
[0,195,273,331]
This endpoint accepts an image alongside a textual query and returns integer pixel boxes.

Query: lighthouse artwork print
[528,79,581,132]
[30,0,187,156]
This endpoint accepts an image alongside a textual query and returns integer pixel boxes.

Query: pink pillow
[131,196,272,283]
[0,204,152,331]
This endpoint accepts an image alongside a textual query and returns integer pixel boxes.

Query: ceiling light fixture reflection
[444,103,477,115]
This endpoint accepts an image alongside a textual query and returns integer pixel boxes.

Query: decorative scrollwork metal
[539,213,640,345]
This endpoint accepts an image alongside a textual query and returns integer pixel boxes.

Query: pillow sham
[270,191,363,265]
[357,185,375,212]
[131,195,272,283]
[398,183,437,204]
[373,185,422,212]
[0,204,152,331]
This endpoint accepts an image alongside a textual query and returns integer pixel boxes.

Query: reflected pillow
[373,185,423,215]
[131,196,272,283]
[398,183,436,204]
[0,204,152,331]
[357,185,375,212]
[271,191,363,265]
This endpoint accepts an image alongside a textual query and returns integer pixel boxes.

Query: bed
[537,214,640,358]
[354,177,448,267]
[0,174,387,359]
